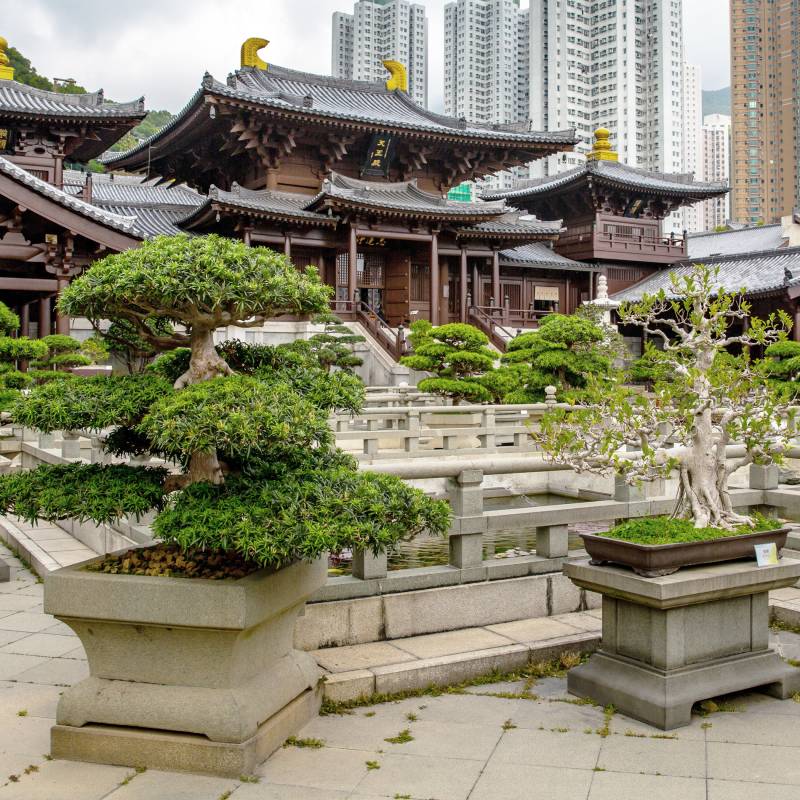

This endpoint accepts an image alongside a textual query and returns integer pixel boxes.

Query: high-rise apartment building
[681,64,704,233]
[332,0,428,108]
[443,0,530,126]
[702,114,731,230]
[730,0,799,224]
[527,0,686,178]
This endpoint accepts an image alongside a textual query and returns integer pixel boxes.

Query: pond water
[328,493,610,575]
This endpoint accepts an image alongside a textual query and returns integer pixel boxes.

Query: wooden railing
[355,299,408,361]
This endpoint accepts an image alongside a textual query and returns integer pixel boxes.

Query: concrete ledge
[319,628,601,703]
[0,515,59,576]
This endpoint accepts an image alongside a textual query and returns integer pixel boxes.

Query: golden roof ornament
[383,60,408,92]
[587,127,618,162]
[0,37,15,81]
[241,37,269,70]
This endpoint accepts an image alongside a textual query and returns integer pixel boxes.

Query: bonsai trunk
[174,327,232,389]
[174,326,233,486]
[678,365,752,530]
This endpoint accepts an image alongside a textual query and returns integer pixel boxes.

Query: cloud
[3,0,728,114]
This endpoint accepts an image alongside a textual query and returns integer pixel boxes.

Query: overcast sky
[5,0,731,112]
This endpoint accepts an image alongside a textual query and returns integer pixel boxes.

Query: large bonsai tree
[536,265,793,530]
[401,320,495,404]
[0,235,449,569]
[492,313,613,403]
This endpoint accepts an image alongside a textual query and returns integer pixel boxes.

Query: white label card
[754,542,779,567]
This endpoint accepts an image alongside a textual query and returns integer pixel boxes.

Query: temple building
[0,36,745,357]
[483,129,729,297]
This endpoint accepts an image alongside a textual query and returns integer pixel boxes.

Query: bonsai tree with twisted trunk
[536,265,793,530]
[0,234,450,568]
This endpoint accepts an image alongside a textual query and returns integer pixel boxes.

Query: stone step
[317,610,603,703]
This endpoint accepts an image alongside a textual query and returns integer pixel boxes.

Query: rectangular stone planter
[44,555,328,777]
[564,558,800,729]
[581,527,790,577]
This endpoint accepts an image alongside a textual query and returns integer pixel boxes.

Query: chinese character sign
[362,132,395,177]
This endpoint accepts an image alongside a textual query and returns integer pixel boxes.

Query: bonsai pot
[43,554,327,777]
[581,527,790,577]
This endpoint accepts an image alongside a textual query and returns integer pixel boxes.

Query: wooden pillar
[439,258,449,325]
[588,271,595,301]
[266,169,278,190]
[348,224,358,307]
[53,157,63,190]
[242,227,252,246]
[565,277,571,315]
[794,303,800,342]
[460,248,468,322]
[491,250,500,307]
[284,234,292,260]
[38,296,51,338]
[430,232,440,325]
[55,278,70,335]
[472,262,480,307]
[20,304,30,338]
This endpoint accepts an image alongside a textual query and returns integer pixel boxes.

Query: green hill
[702,87,731,118]
[8,45,173,159]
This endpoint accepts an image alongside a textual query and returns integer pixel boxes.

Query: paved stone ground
[1,544,800,799]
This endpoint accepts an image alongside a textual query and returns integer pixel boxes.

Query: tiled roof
[499,242,595,271]
[459,213,563,237]
[89,180,203,209]
[94,205,189,238]
[687,224,786,258]
[0,156,142,237]
[181,184,336,227]
[0,79,145,119]
[103,65,576,166]
[610,248,800,302]
[313,173,508,217]
[483,160,728,202]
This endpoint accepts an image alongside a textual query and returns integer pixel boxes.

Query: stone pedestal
[565,558,800,729]
[45,557,327,776]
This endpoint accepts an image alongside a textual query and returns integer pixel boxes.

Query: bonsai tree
[496,313,613,403]
[762,340,800,399]
[305,313,365,373]
[536,265,793,530]
[0,301,48,409]
[101,318,175,374]
[30,334,91,371]
[400,320,495,404]
[0,234,449,570]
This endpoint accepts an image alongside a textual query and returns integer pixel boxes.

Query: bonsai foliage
[0,234,449,569]
[305,313,365,373]
[497,314,611,402]
[30,334,92,371]
[102,318,175,373]
[0,301,48,409]
[401,320,495,403]
[535,264,793,530]
[763,340,800,399]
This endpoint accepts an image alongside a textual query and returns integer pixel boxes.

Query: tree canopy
[1,235,450,568]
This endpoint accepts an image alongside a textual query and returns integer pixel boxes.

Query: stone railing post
[352,549,388,580]
[614,475,645,502]
[749,463,779,490]
[544,386,557,406]
[480,408,496,450]
[89,436,105,464]
[535,524,569,559]
[61,431,81,460]
[449,468,485,569]
[38,431,56,450]
[404,409,420,452]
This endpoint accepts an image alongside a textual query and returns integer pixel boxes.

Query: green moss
[599,514,779,546]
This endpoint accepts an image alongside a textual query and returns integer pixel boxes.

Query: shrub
[401,321,495,404]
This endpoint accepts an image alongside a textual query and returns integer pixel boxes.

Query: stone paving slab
[0,541,799,798]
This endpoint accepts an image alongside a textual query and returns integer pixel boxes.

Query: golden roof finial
[0,37,15,81]
[587,127,618,162]
[383,60,408,92]
[241,37,269,70]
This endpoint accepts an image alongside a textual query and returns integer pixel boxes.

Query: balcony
[554,216,688,265]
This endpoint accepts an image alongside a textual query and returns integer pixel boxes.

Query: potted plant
[536,264,793,575]
[539,264,800,728]
[0,234,449,776]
